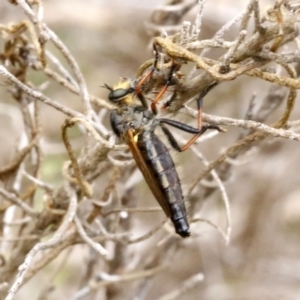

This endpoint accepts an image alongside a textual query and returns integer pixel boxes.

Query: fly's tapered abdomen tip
[177,229,191,238]
[175,219,190,238]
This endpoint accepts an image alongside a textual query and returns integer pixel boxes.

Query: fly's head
[103,78,136,107]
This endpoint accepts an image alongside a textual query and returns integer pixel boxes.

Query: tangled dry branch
[0,0,300,299]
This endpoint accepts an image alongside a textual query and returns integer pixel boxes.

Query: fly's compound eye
[109,88,134,102]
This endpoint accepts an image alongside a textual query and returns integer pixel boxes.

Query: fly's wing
[125,129,171,217]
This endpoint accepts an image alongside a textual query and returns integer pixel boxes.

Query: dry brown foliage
[1,0,300,299]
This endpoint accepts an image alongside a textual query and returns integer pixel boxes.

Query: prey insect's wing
[126,129,171,217]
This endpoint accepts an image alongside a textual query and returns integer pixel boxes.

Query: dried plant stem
[0,66,82,118]
[157,273,204,300]
[5,189,77,300]
[89,265,166,290]
[0,187,38,217]
[74,216,107,256]
[1,0,300,298]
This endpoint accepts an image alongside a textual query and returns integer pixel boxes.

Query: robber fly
[104,78,221,238]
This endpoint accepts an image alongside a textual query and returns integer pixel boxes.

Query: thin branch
[191,149,231,244]
[5,189,78,300]
[0,65,82,118]
[103,207,162,217]
[89,265,166,289]
[184,109,300,142]
[191,0,206,41]
[157,273,204,300]
[74,216,108,256]
[0,187,38,217]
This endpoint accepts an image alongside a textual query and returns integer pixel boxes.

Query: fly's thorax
[111,105,156,141]
[123,106,155,130]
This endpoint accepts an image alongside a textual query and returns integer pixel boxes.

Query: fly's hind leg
[159,118,223,152]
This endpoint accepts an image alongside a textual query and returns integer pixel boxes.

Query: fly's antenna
[101,83,114,91]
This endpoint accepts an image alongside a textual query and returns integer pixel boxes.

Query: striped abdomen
[137,130,190,238]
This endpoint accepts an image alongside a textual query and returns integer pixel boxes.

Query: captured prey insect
[104,78,222,238]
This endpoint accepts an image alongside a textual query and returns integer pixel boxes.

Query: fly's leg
[195,82,218,129]
[135,43,160,108]
[159,118,224,152]
[160,81,220,150]
[161,123,224,152]
[136,40,180,114]
[150,63,178,115]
